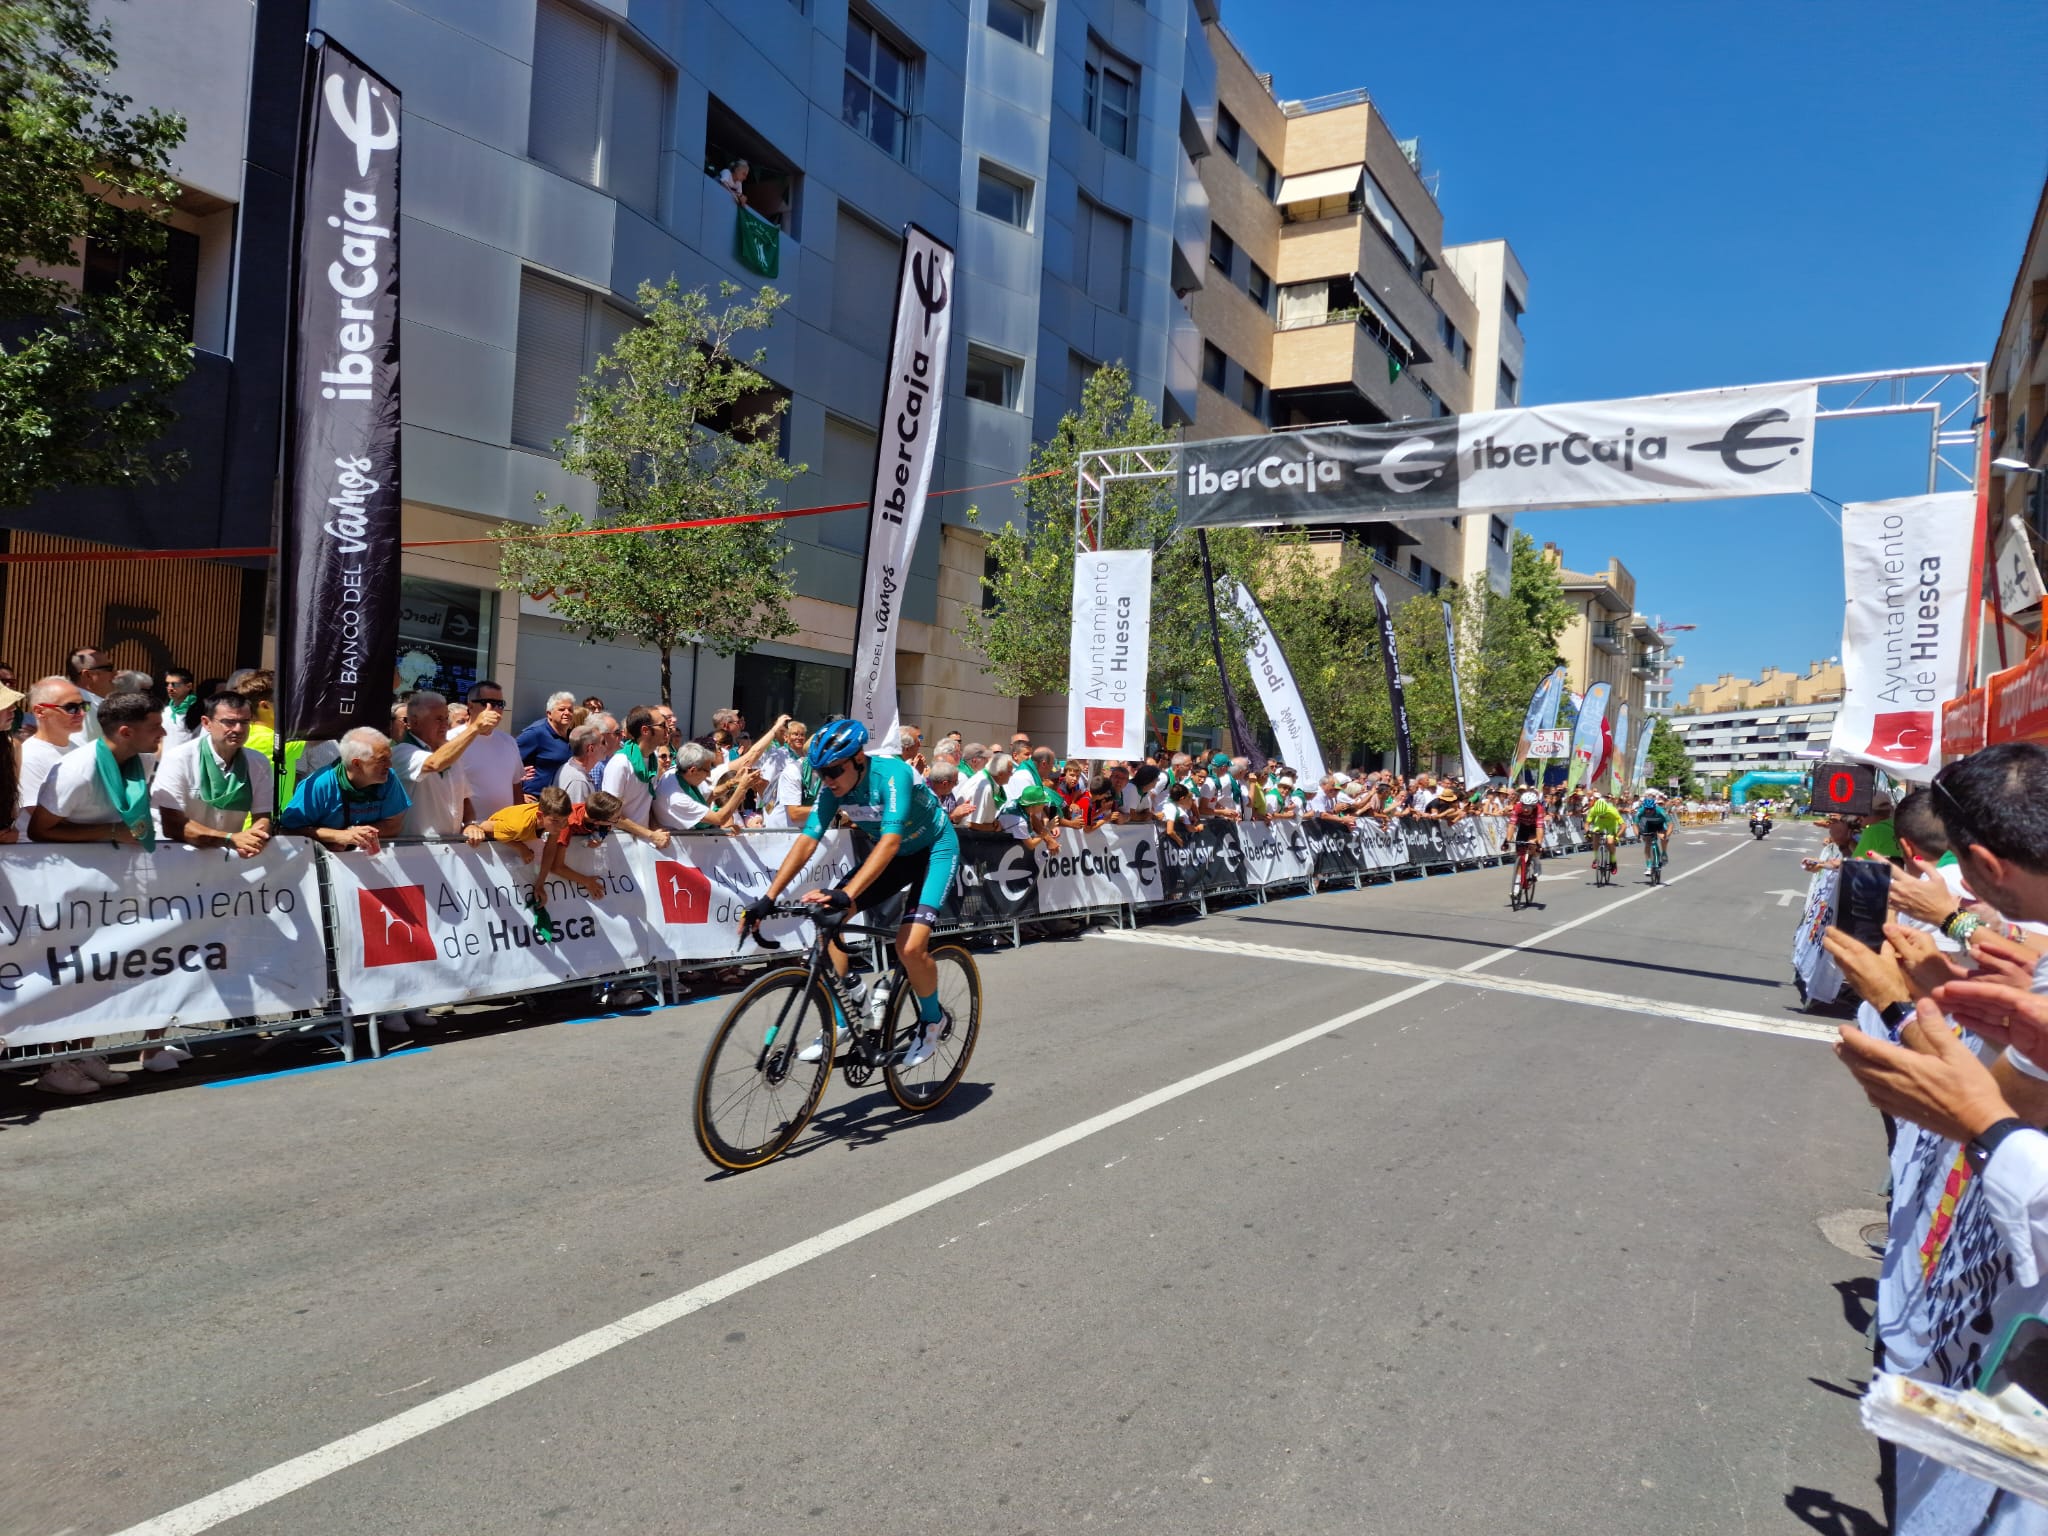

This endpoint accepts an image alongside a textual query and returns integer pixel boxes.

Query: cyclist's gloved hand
[821,888,853,912]
[742,894,778,926]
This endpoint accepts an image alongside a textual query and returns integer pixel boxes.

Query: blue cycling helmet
[807,718,868,769]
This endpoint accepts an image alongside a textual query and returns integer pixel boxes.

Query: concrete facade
[1668,701,1840,783]
[1987,174,2048,647]
[1542,544,1668,733]
[1681,659,1845,715]
[1183,26,1526,612]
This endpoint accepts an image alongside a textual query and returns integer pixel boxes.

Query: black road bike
[692,904,982,1172]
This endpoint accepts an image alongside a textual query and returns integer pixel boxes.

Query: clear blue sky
[1222,0,2048,699]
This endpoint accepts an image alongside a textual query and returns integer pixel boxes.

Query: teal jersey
[1634,801,1670,832]
[802,754,954,856]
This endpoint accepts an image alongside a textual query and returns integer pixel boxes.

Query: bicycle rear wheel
[694,971,836,1171]
[882,943,982,1112]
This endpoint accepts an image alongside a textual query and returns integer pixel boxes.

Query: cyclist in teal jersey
[745,718,960,1067]
[1634,790,1673,867]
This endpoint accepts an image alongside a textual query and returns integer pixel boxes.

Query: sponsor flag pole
[1230,580,1326,780]
[847,225,955,754]
[1196,531,1265,771]
[1440,599,1490,787]
[1508,666,1564,786]
[276,38,403,748]
[1369,576,1414,778]
[1610,703,1631,794]
[1565,682,1611,792]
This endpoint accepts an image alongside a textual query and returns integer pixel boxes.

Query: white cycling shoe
[899,1009,951,1069]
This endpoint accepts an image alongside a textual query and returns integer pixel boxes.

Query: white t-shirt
[391,740,467,837]
[556,755,594,806]
[598,752,654,828]
[447,724,524,814]
[16,737,71,835]
[159,705,201,755]
[150,736,276,834]
[654,771,712,831]
[1117,782,1143,816]
[767,758,807,825]
[965,773,999,825]
[37,745,153,833]
[1306,789,1336,816]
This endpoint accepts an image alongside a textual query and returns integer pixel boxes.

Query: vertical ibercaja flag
[850,224,954,753]
[1369,576,1413,778]
[277,40,402,742]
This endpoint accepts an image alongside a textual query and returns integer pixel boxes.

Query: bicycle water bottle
[866,974,894,1035]
[830,971,866,1033]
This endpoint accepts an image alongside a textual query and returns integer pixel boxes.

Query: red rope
[0,470,1064,564]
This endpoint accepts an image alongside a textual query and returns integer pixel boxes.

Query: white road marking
[1093,929,1832,1043]
[1766,889,1809,908]
[111,833,1755,1536]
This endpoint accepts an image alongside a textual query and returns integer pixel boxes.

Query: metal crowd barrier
[1,813,1594,1078]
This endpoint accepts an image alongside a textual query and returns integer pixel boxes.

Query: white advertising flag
[1997,514,2043,617]
[0,843,326,1047]
[1232,580,1326,781]
[1441,599,1490,787]
[1067,550,1152,759]
[851,224,955,755]
[1836,491,1977,779]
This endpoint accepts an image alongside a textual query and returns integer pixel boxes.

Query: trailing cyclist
[742,719,957,1069]
[1511,789,1546,881]
[1585,793,1624,878]
[1634,790,1673,871]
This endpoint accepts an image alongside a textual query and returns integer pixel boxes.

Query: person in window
[719,158,750,207]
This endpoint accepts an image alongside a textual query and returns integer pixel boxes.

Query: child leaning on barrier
[465,787,669,908]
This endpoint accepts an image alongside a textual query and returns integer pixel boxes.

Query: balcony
[1590,619,1625,654]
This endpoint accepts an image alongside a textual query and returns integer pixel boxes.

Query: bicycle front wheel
[883,943,982,1112]
[694,971,836,1171]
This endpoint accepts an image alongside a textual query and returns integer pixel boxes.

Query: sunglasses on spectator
[39,699,87,714]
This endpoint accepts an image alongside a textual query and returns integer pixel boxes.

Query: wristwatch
[1965,1117,2031,1176]
[1879,1000,1916,1033]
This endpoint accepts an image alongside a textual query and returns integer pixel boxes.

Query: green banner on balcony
[735,207,779,278]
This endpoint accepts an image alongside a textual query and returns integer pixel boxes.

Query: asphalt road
[1,820,1889,1536]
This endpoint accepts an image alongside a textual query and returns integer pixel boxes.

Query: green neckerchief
[169,694,202,733]
[676,772,709,805]
[1937,850,1960,869]
[335,760,380,803]
[403,730,429,750]
[799,761,819,802]
[621,740,660,787]
[94,739,154,849]
[196,737,252,813]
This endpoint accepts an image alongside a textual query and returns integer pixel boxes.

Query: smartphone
[1979,1314,2048,1403]
[1832,859,1893,951]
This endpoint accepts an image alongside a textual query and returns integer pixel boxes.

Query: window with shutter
[1077,197,1128,313]
[512,272,594,451]
[817,416,877,554]
[832,210,901,358]
[529,0,605,186]
[608,37,666,216]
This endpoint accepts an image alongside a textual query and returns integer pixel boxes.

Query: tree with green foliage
[956,363,1266,723]
[1644,716,1700,797]
[1247,530,1572,771]
[496,280,803,707]
[0,0,193,508]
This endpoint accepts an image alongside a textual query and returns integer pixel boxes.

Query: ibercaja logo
[359,886,436,967]
[1866,711,1933,765]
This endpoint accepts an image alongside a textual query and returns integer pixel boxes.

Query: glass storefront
[395,575,495,701]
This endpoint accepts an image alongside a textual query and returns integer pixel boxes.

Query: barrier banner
[1156,821,1242,903]
[1176,381,1818,529]
[1837,491,1977,777]
[1445,818,1493,864]
[1068,551,1153,759]
[0,843,326,1046]
[1236,820,1315,889]
[948,831,1041,927]
[1396,815,1454,867]
[325,832,854,1013]
[1791,869,1844,1006]
[278,41,403,742]
[851,223,956,753]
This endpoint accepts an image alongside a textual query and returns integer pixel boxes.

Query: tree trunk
[658,645,671,710]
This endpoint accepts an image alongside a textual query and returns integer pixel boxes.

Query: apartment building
[1667,702,1840,784]
[15,0,1531,741]
[1682,659,1844,715]
[1185,23,1528,604]
[1987,173,2048,644]
[1541,544,1667,731]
